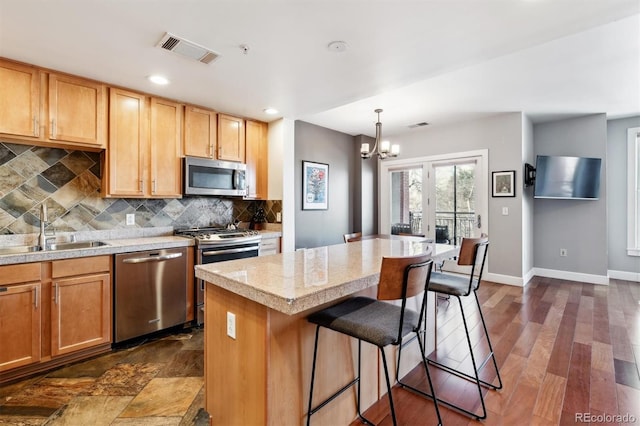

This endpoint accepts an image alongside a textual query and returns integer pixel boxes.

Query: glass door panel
[432,161,477,245]
[389,167,423,235]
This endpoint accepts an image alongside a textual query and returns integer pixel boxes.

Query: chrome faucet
[38,203,48,250]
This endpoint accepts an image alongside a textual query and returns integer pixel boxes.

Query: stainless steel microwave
[183,157,247,196]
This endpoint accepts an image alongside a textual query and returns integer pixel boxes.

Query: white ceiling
[1,1,639,139]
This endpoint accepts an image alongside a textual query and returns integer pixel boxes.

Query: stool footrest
[427,355,501,390]
[309,377,359,417]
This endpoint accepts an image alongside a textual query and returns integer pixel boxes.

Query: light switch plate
[126,213,135,226]
[502,207,509,216]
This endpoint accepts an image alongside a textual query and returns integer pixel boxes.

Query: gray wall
[354,135,378,236]
[522,115,535,276]
[533,114,608,276]
[295,121,356,249]
[607,115,640,274]
[394,113,525,280]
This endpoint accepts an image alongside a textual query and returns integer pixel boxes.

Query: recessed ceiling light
[148,75,170,85]
[263,108,278,115]
[327,41,348,53]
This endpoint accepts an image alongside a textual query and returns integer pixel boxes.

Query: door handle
[477,214,482,228]
[122,252,183,263]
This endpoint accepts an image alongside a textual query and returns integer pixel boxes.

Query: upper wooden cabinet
[0,60,40,138]
[48,73,107,147]
[184,105,217,159]
[218,114,245,162]
[0,58,107,149]
[104,88,148,197]
[150,98,183,197]
[103,88,183,198]
[245,120,268,199]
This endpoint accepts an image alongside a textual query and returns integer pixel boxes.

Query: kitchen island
[195,238,457,425]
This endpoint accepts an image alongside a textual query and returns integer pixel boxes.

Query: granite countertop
[0,227,281,266]
[195,239,457,316]
[0,235,194,266]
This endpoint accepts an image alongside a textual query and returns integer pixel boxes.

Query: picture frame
[302,161,329,210]
[492,170,516,197]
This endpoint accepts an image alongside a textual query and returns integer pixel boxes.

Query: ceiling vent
[157,32,220,64]
[408,122,429,129]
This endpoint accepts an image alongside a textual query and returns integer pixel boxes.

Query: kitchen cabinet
[0,58,107,149]
[0,263,41,372]
[103,89,182,198]
[217,113,245,162]
[259,236,281,256]
[150,97,183,197]
[184,105,217,158]
[48,73,107,148]
[0,59,40,138]
[51,256,111,356]
[245,120,268,199]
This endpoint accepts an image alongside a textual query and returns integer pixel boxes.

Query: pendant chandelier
[360,109,399,160]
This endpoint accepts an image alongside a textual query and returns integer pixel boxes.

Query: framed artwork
[302,161,329,210]
[492,170,516,197]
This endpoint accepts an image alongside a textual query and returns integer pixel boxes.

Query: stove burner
[174,227,261,246]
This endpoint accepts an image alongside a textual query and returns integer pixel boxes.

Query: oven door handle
[202,247,258,256]
[122,253,183,264]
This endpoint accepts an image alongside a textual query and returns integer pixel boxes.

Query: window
[628,127,640,256]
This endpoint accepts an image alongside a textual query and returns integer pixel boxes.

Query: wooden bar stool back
[306,253,442,426]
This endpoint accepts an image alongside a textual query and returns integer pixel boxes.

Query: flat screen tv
[534,155,601,200]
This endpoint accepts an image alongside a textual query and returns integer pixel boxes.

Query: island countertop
[195,238,457,315]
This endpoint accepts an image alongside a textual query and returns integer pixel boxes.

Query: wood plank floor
[350,277,640,426]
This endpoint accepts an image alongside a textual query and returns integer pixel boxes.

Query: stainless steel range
[175,227,262,325]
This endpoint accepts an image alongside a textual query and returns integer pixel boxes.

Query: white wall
[522,115,535,282]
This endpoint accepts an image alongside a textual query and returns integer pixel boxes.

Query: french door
[380,150,488,244]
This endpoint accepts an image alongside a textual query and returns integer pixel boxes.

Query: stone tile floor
[0,328,209,425]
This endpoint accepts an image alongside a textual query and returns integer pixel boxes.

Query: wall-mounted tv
[534,155,601,200]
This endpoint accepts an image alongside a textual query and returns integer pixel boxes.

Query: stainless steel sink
[48,241,109,251]
[0,245,41,255]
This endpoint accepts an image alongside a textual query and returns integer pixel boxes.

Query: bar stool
[343,232,362,243]
[397,236,502,420]
[306,253,442,426]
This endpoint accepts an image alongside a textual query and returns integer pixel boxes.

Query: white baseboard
[532,268,609,285]
[608,269,640,282]
[484,272,525,287]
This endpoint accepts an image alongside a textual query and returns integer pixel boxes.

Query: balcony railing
[392,211,476,245]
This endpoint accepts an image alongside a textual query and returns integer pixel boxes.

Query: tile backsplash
[0,142,281,236]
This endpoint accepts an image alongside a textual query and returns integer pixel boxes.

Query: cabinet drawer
[52,255,111,278]
[0,263,41,286]
[259,238,280,256]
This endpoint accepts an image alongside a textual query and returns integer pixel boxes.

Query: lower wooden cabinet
[0,256,112,382]
[51,272,111,356]
[0,276,41,372]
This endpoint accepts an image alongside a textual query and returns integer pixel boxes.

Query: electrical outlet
[227,312,236,339]
[126,213,135,226]
[276,212,282,222]
[560,248,567,257]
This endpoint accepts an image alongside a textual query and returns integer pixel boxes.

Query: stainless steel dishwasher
[114,247,187,343]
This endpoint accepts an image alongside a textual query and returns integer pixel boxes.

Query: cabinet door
[105,88,148,197]
[0,60,40,138]
[245,120,268,199]
[217,114,245,162]
[51,273,111,356]
[48,73,106,147]
[184,105,216,158]
[150,98,183,197]
[0,282,41,372]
